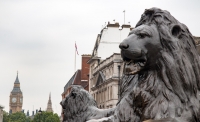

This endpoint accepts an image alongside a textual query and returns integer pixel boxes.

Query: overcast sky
[0,0,200,116]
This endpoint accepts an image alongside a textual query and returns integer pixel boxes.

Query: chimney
[81,55,91,81]
[32,111,34,116]
[27,110,29,116]
[80,54,91,91]
[107,22,120,28]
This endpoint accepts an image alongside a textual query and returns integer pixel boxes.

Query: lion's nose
[119,43,129,50]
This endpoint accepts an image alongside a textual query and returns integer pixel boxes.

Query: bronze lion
[61,8,200,122]
[60,86,114,122]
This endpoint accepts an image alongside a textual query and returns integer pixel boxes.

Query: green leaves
[3,111,31,122]
[3,111,60,122]
[32,111,60,122]
[3,111,9,122]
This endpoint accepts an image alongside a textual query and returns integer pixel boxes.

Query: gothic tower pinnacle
[46,92,53,112]
[9,71,23,113]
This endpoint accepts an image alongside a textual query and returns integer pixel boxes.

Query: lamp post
[38,108,42,122]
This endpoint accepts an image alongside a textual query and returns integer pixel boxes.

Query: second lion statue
[61,8,200,122]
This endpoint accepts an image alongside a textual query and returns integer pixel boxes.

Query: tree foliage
[32,111,60,122]
[3,111,31,122]
[3,111,9,122]
[3,111,59,122]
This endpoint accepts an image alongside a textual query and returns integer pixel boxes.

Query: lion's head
[61,86,97,122]
[119,8,200,121]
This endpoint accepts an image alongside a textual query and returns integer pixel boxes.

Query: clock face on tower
[12,97,17,103]
[20,98,22,103]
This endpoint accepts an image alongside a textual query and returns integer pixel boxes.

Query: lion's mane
[61,8,200,122]
[61,86,97,122]
[129,8,200,121]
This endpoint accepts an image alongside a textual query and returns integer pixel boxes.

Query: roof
[95,71,105,86]
[11,87,22,93]
[64,70,81,92]
[48,93,52,104]
[11,73,22,93]
[15,73,20,84]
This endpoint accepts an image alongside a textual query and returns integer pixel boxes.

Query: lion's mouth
[123,57,146,75]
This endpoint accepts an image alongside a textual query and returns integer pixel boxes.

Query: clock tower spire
[46,93,53,112]
[9,72,23,113]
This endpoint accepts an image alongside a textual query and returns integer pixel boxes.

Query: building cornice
[91,77,118,91]
[121,24,131,28]
[87,56,101,64]
[93,58,123,75]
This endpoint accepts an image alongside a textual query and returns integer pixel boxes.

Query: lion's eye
[138,33,146,39]
[71,92,77,98]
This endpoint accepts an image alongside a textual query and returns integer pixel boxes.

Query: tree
[8,112,31,122]
[32,112,60,122]
[3,111,9,122]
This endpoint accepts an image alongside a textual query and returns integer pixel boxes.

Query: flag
[75,42,79,55]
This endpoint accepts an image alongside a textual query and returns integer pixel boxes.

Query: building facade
[88,22,132,108]
[46,93,53,112]
[9,72,23,113]
[88,53,123,108]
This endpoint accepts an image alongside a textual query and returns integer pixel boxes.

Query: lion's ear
[171,25,181,38]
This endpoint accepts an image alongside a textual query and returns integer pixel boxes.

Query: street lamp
[38,108,42,122]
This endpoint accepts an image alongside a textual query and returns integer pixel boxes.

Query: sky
[0,0,200,116]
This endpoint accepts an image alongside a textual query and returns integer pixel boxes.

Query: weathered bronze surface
[61,8,200,122]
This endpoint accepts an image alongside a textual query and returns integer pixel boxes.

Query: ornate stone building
[9,72,23,113]
[88,53,123,108]
[46,93,53,112]
[88,22,132,108]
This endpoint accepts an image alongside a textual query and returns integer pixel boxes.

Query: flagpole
[75,42,76,73]
[123,10,125,24]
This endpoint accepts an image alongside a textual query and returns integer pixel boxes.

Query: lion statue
[60,85,114,122]
[61,8,200,122]
[116,7,200,122]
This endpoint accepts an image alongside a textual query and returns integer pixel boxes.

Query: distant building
[88,22,132,108]
[26,110,29,116]
[9,72,23,113]
[46,93,53,112]
[0,105,4,122]
[29,110,35,120]
[61,54,91,118]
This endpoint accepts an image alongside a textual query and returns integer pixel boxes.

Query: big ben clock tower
[9,72,23,113]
